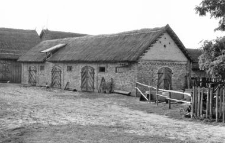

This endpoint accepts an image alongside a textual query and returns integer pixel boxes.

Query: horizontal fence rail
[135,82,192,111]
[136,82,191,97]
[135,78,225,123]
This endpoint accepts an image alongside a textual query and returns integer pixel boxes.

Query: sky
[0,0,224,48]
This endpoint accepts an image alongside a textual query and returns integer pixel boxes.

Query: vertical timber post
[191,85,195,118]
[135,82,137,97]
[169,84,171,109]
[194,84,198,117]
[209,84,213,119]
[222,86,225,123]
[206,87,210,118]
[156,79,159,106]
[220,87,223,120]
[216,87,219,122]
[149,81,151,102]
[200,88,203,117]
[197,86,201,117]
[156,85,159,106]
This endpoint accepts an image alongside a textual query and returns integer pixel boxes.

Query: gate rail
[135,81,191,110]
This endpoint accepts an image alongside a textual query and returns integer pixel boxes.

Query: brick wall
[137,60,190,90]
[141,32,188,62]
[21,62,138,95]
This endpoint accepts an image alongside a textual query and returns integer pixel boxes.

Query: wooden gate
[28,66,37,86]
[158,67,172,89]
[81,66,95,92]
[51,66,62,88]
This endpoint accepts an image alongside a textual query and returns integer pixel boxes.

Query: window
[40,65,45,71]
[67,66,72,71]
[99,67,105,72]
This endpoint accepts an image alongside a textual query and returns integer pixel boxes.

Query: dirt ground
[1,84,225,143]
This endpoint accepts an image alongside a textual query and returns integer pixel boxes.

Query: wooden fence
[191,78,225,122]
[135,78,225,123]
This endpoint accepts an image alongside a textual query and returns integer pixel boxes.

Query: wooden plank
[168,84,171,109]
[64,82,69,90]
[197,86,201,117]
[191,85,195,118]
[223,87,225,123]
[216,87,219,122]
[194,85,197,117]
[149,81,151,102]
[200,88,203,117]
[156,84,159,106]
[206,87,210,118]
[135,82,137,97]
[113,90,131,95]
[209,85,213,119]
[220,87,223,119]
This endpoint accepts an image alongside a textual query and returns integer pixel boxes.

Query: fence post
[216,87,219,122]
[168,84,171,109]
[206,87,210,118]
[194,85,198,117]
[149,81,151,102]
[191,85,195,118]
[200,88,203,117]
[135,82,137,97]
[222,86,225,123]
[209,84,213,119]
[197,86,201,117]
[156,86,158,106]
[220,87,223,120]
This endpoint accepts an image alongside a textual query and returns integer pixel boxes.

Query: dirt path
[1,84,225,143]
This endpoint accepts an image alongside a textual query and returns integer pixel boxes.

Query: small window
[67,66,72,71]
[40,65,44,71]
[99,67,105,72]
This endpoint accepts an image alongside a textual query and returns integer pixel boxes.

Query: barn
[18,24,192,95]
[0,28,40,83]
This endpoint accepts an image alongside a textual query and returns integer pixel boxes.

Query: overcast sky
[0,0,224,48]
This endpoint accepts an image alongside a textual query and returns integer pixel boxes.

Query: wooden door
[51,66,62,88]
[81,66,95,92]
[158,67,172,89]
[28,66,37,86]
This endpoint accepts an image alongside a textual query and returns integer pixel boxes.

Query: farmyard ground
[0,84,225,143]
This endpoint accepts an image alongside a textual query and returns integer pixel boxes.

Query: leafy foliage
[199,37,225,78]
[195,0,225,31]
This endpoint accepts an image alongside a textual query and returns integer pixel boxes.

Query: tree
[195,0,225,31]
[199,37,225,78]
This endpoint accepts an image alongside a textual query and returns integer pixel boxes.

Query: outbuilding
[18,24,192,95]
[0,28,40,83]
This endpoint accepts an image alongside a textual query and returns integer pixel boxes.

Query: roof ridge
[0,27,36,31]
[42,27,166,43]
[42,29,87,34]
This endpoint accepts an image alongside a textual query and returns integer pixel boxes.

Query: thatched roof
[40,29,87,41]
[187,48,203,70]
[0,28,40,60]
[18,24,192,63]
